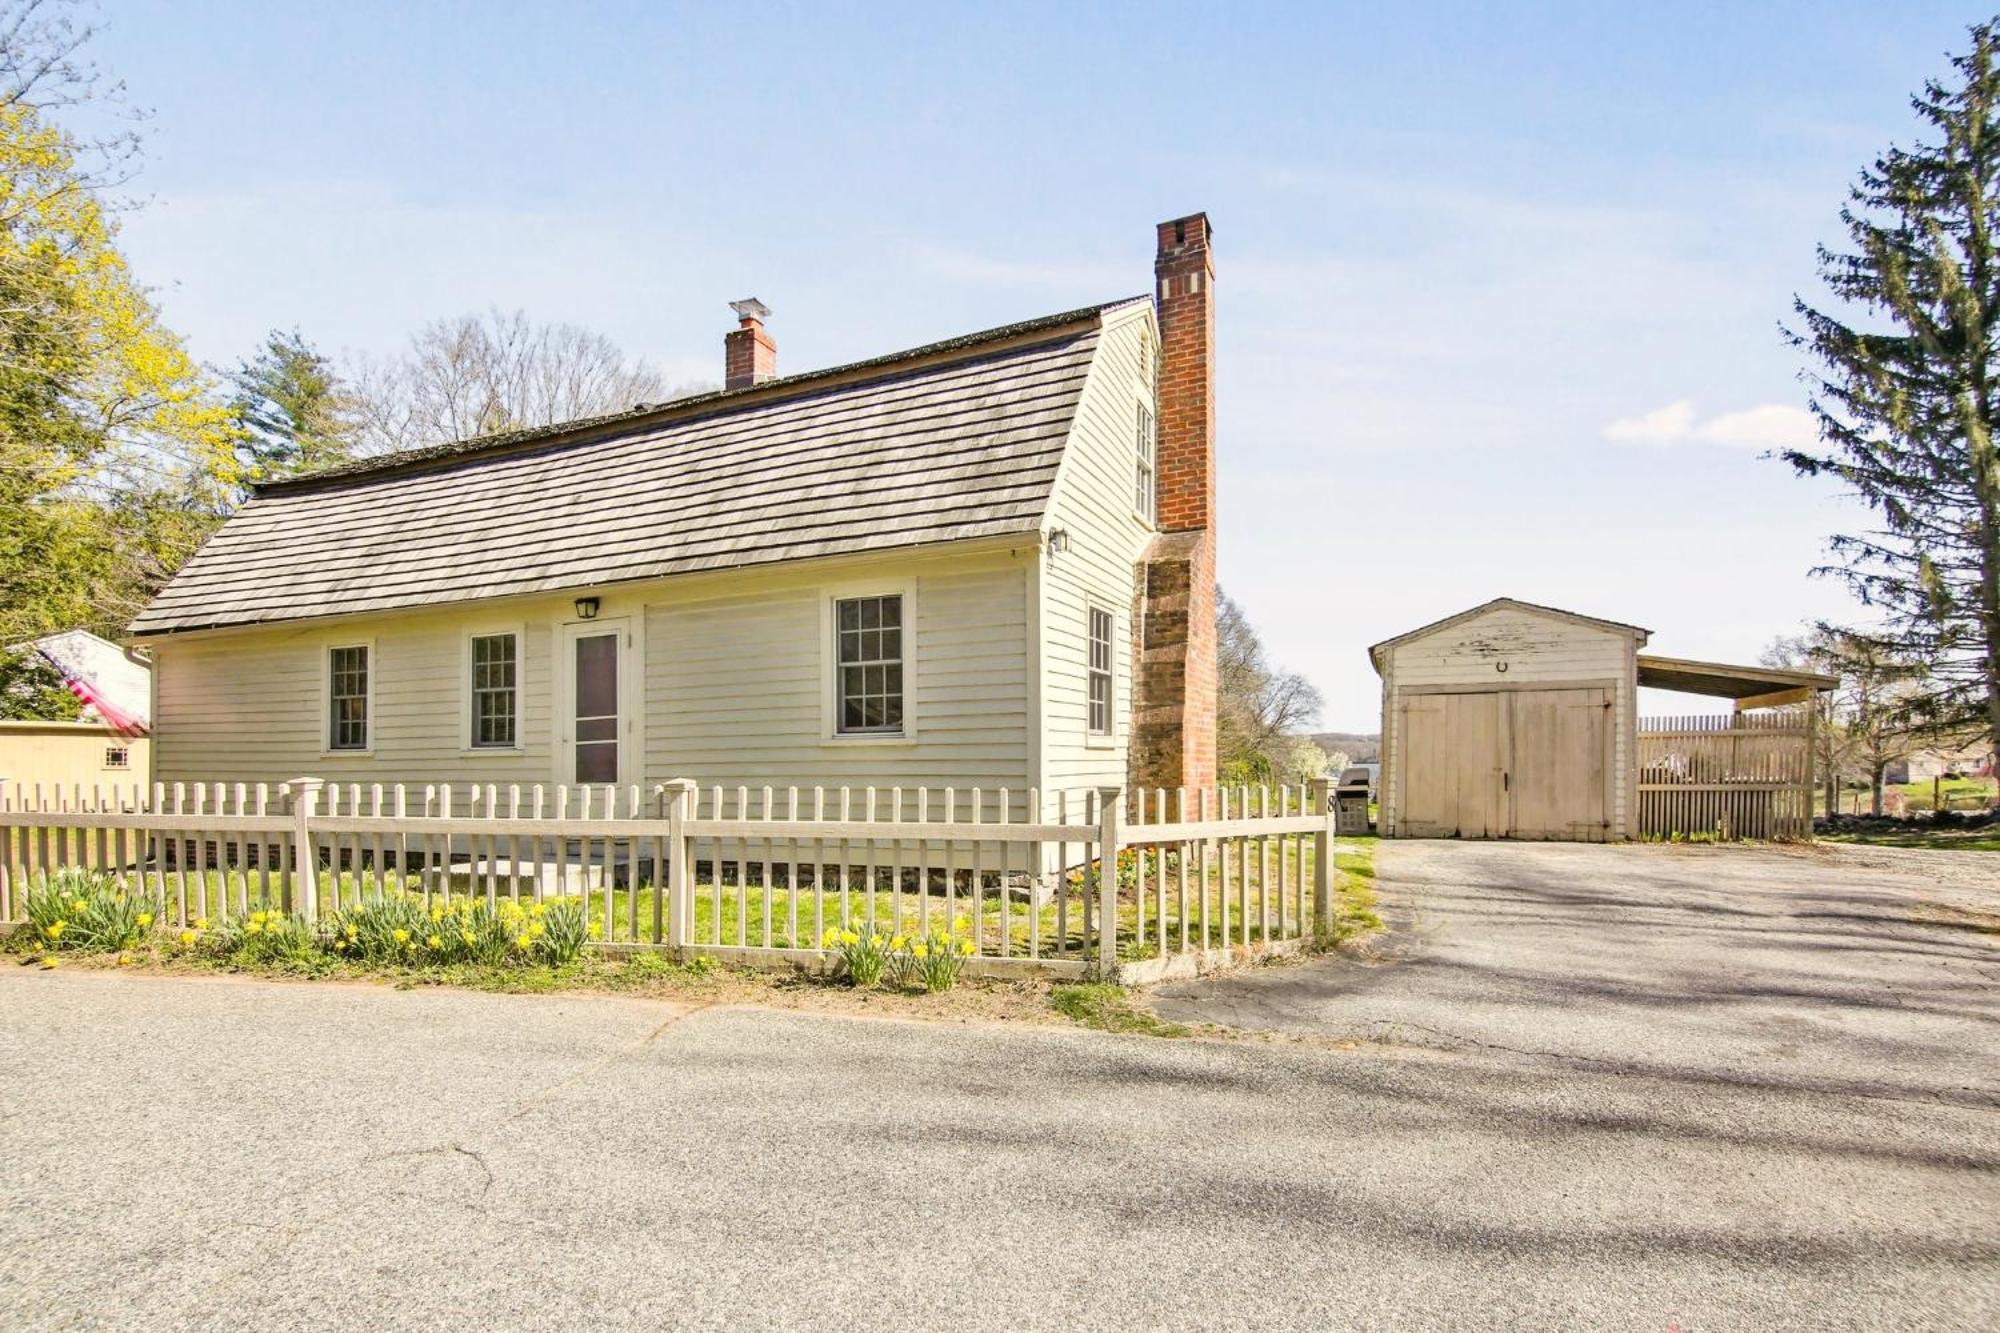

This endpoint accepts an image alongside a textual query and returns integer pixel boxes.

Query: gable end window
[328,645,369,751]
[835,594,904,734]
[470,633,518,748]
[1134,402,1156,522]
[1088,606,1114,736]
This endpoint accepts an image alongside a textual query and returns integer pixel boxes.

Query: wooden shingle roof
[132,301,1136,636]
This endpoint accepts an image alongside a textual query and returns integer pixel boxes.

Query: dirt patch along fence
[1636,710,1814,840]
[0,778,1339,980]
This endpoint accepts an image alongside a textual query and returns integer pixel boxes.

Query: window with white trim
[1134,401,1156,522]
[1087,606,1114,736]
[834,594,904,734]
[469,632,518,748]
[328,645,369,751]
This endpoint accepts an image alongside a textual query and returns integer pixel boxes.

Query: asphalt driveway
[1158,840,2000,1107]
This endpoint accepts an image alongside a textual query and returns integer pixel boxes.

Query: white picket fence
[0,776,1339,979]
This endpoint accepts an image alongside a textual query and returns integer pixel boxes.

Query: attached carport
[1633,655,1837,840]
[1371,598,1837,842]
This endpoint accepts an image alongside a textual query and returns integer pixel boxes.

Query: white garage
[1370,599,1646,841]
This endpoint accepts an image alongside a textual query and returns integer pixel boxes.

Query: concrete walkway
[2,962,1996,1330]
[1156,840,2000,1107]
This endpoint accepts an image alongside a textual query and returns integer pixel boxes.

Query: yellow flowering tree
[0,16,240,643]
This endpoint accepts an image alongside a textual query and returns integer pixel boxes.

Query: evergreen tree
[227,328,355,483]
[1787,17,2000,763]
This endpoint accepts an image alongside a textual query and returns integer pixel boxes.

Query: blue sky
[96,1,1986,729]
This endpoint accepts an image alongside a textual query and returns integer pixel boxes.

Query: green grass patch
[1050,983,1190,1037]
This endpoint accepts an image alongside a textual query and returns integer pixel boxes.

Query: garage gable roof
[1367,597,1650,671]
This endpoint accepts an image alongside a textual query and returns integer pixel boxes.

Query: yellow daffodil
[426,934,442,950]
[116,952,132,967]
[39,957,57,970]
[392,928,410,944]
[841,930,859,946]
[890,934,906,950]
[588,922,603,938]
[529,922,545,939]
[460,930,476,945]
[952,915,968,933]
[45,920,65,939]
[179,930,196,946]
[912,943,928,959]
[821,928,839,948]
[136,912,154,928]
[71,898,87,911]
[196,916,209,930]
[959,940,976,957]
[244,921,262,935]
[430,907,444,922]
[514,934,530,951]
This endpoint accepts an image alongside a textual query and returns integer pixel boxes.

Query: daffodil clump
[820,921,894,986]
[903,923,978,993]
[324,896,587,968]
[821,915,979,991]
[208,907,319,966]
[21,869,155,953]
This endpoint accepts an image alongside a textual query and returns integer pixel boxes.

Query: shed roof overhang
[1636,654,1838,709]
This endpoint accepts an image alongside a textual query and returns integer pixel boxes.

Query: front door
[563,620,626,786]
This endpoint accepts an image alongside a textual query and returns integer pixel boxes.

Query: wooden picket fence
[1636,711,1814,841]
[0,776,1339,979]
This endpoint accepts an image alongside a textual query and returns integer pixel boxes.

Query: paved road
[3,959,1996,1330]
[1159,840,2000,1107]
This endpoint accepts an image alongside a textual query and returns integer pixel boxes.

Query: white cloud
[1602,400,1815,451]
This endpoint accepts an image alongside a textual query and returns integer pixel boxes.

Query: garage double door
[1398,688,1612,841]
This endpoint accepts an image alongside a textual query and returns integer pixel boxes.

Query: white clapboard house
[130,215,1225,811]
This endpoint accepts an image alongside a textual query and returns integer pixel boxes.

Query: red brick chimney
[724,298,776,389]
[1130,212,1218,794]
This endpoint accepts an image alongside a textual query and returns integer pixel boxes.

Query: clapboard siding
[1376,604,1641,838]
[151,544,1038,798]
[643,552,1031,792]
[153,610,556,788]
[1036,304,1159,800]
[132,307,1137,635]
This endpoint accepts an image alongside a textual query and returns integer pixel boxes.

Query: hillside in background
[1311,732,1380,763]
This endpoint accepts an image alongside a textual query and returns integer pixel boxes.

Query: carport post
[288,777,323,923]
[1310,777,1334,939]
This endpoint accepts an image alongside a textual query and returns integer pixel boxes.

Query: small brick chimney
[1129,212,1219,795]
[724,298,776,389]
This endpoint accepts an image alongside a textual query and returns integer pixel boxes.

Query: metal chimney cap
[729,298,770,323]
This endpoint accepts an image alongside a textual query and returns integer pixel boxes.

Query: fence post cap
[661,777,698,793]
[287,776,326,791]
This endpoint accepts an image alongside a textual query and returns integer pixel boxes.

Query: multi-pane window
[328,645,369,751]
[835,594,904,734]
[103,746,130,770]
[1088,606,1113,736]
[470,633,518,748]
[1134,402,1156,522]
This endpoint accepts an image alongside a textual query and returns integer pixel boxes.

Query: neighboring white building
[129,216,1226,810]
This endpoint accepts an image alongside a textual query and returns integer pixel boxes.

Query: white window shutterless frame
[558,618,632,787]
